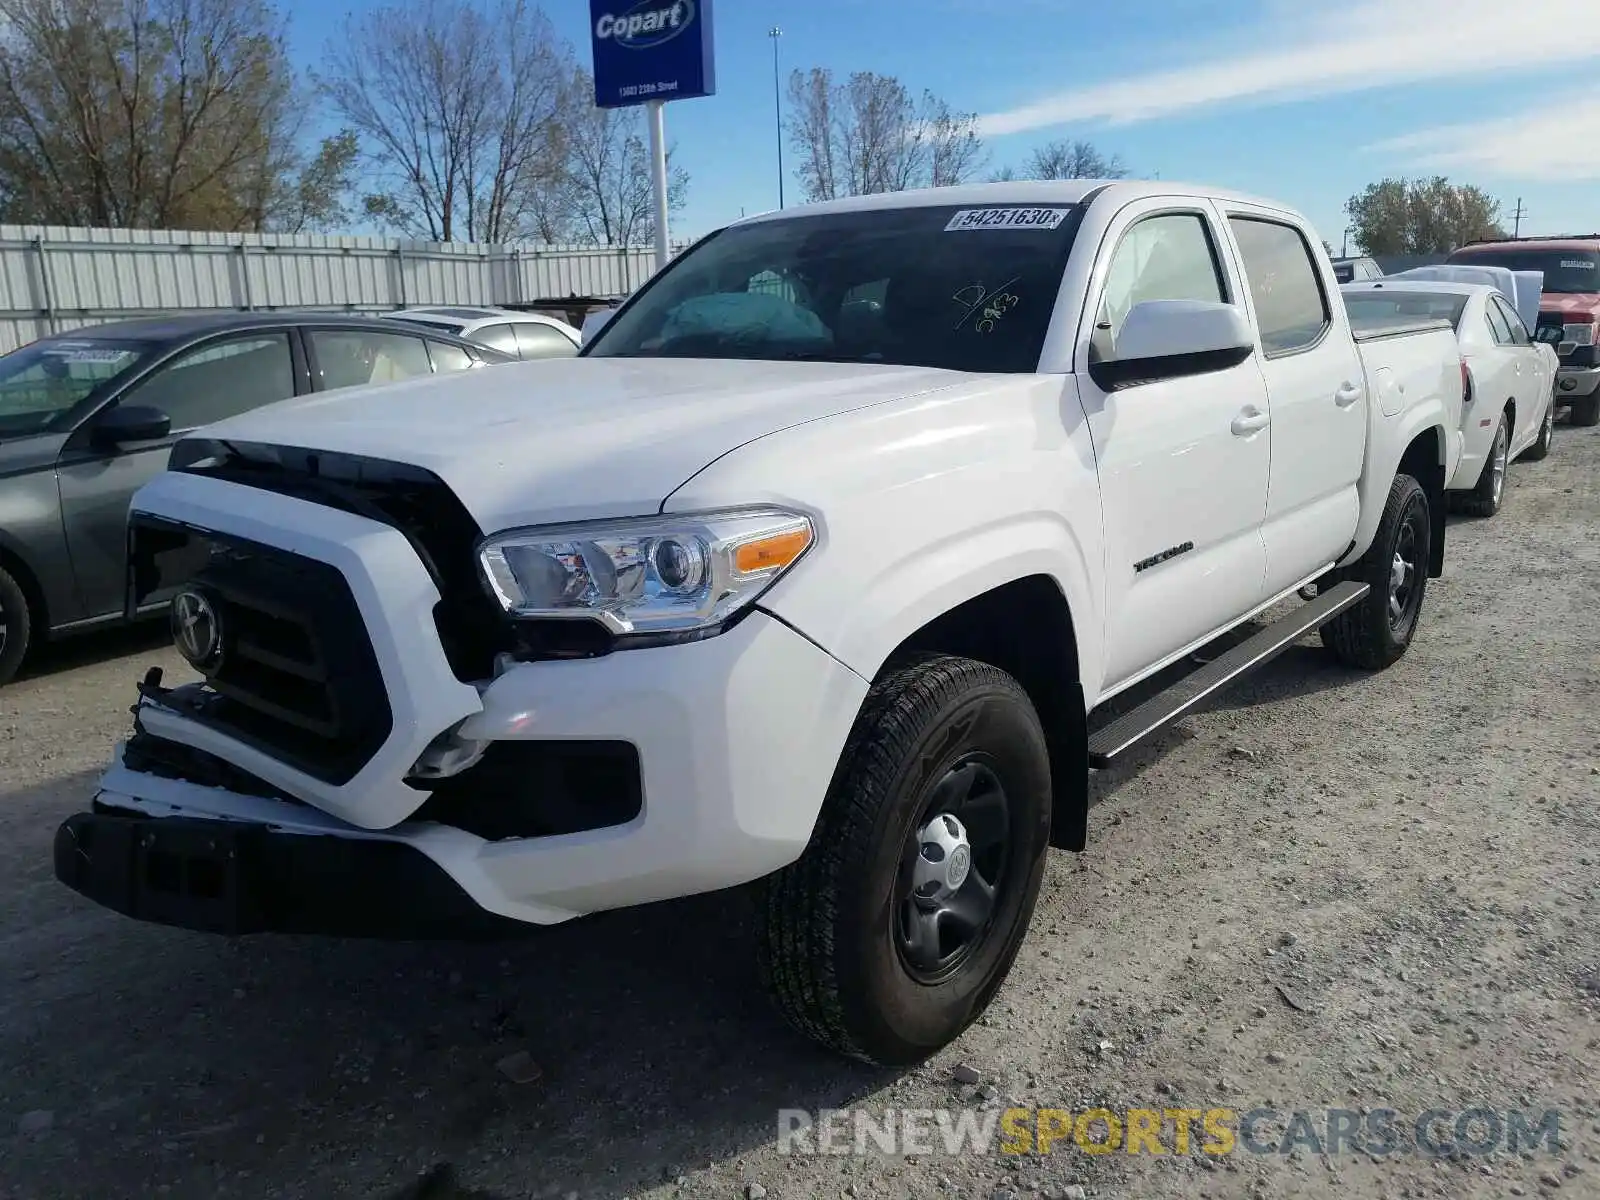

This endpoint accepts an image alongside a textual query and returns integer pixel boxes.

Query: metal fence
[0,225,688,353]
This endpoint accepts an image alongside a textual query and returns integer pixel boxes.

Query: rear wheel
[757,654,1052,1065]
[1521,397,1554,462]
[1454,412,1508,518]
[0,565,32,687]
[1321,473,1431,671]
[1572,393,1600,427]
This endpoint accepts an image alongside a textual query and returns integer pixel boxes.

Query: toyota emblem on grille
[169,589,224,670]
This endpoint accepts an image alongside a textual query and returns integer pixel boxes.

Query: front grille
[168,440,513,681]
[129,517,393,785]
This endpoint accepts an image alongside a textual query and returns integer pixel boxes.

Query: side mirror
[1092,300,1255,391]
[580,307,617,347]
[93,404,172,447]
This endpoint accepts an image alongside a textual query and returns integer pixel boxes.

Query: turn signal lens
[734,528,812,575]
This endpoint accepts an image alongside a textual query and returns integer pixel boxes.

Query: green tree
[1345,177,1505,255]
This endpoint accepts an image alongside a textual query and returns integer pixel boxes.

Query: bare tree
[320,0,572,243]
[1020,139,1128,180]
[554,75,687,246]
[924,93,985,187]
[0,0,310,229]
[786,68,839,202]
[785,68,984,202]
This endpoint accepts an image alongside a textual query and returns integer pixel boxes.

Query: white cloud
[1364,94,1600,181]
[976,0,1600,137]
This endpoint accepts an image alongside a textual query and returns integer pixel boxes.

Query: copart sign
[589,0,717,109]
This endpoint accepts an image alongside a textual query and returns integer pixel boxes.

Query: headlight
[1563,321,1597,347]
[477,508,814,639]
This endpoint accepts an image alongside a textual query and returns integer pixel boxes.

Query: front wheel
[1572,393,1600,427]
[1321,473,1431,671]
[0,565,32,687]
[1520,397,1554,462]
[756,654,1053,1065]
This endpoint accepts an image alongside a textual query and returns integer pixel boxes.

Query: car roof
[46,310,491,346]
[403,306,509,319]
[1455,238,1600,253]
[386,307,575,330]
[728,178,1297,226]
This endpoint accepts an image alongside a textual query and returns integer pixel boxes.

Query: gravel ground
[2,418,1597,1200]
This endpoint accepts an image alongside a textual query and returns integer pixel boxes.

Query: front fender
[663,376,1108,703]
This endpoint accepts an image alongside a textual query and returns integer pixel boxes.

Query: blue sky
[282,0,1600,250]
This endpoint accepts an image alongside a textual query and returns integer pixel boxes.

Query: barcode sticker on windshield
[945,207,1070,232]
[1560,259,1595,269]
[44,346,127,362]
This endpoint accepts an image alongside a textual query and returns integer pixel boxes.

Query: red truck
[1447,235,1600,426]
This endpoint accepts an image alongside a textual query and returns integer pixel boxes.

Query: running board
[1086,580,1370,767]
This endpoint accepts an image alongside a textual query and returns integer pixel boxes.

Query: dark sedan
[0,311,515,684]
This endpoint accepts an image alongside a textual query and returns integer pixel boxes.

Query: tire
[1521,397,1554,462]
[1321,473,1431,672]
[756,654,1053,1066]
[1454,411,1508,518]
[1572,394,1600,427]
[0,564,32,687]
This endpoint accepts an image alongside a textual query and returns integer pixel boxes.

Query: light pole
[1341,226,1355,258]
[769,26,784,208]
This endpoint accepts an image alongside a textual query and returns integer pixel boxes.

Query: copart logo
[594,0,695,49]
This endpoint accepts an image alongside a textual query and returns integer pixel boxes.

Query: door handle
[1231,406,1270,436]
[1335,382,1362,407]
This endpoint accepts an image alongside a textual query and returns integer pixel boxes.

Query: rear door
[57,331,303,619]
[1488,293,1551,453]
[1222,206,1367,594]
[303,326,434,391]
[1076,198,1272,688]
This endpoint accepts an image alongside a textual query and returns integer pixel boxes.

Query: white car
[381,306,582,361]
[57,181,1465,1065]
[1343,279,1556,517]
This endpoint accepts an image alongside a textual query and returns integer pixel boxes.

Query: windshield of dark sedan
[1343,290,1468,330]
[1446,248,1600,294]
[0,337,150,438]
[584,203,1086,373]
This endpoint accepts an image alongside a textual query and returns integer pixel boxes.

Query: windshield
[584,203,1086,373]
[0,337,150,439]
[1447,248,1600,293]
[1343,290,1468,331]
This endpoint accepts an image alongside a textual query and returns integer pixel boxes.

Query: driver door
[56,332,302,620]
[1076,200,1272,690]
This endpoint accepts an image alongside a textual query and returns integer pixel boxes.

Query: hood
[1539,293,1600,318]
[196,356,971,531]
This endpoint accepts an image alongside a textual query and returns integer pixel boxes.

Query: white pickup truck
[55,181,1465,1065]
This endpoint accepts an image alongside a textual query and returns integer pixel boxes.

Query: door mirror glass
[93,403,171,446]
